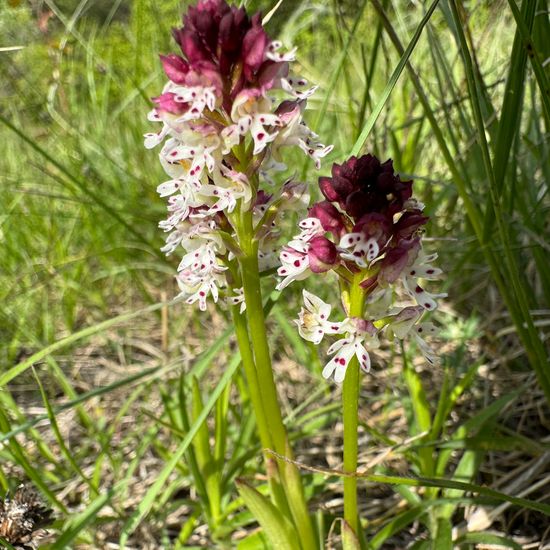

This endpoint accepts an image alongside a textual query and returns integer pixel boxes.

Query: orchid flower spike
[145,0,333,311]
[279,153,445,381]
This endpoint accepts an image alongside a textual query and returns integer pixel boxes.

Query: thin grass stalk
[370,0,550,401]
[481,0,535,245]
[506,0,550,126]
[349,0,440,158]
[448,0,550,400]
[33,369,99,497]
[368,0,481,231]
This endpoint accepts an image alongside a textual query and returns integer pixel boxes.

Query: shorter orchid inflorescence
[278,154,446,382]
[145,0,332,311]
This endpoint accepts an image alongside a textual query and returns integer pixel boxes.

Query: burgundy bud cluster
[310,154,429,286]
[319,154,412,218]
[160,0,288,113]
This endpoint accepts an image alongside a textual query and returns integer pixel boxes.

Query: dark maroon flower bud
[275,99,302,120]
[355,153,381,180]
[242,14,269,80]
[175,1,226,64]
[394,210,428,240]
[319,154,415,221]
[258,60,288,90]
[255,190,272,207]
[219,8,248,53]
[309,201,345,237]
[319,176,340,203]
[345,189,385,218]
[160,54,189,84]
[378,238,420,284]
[167,0,289,109]
[195,11,219,51]
[353,212,392,244]
[359,274,378,291]
[351,317,377,336]
[153,93,188,115]
[308,236,338,273]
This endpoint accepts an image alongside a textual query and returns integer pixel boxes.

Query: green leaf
[191,376,211,471]
[455,532,522,550]
[0,538,17,550]
[236,479,301,550]
[432,517,453,550]
[236,530,270,550]
[402,343,434,477]
[55,489,114,548]
[353,473,550,516]
[370,507,425,550]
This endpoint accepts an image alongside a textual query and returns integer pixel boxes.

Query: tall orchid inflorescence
[277,154,446,383]
[145,0,332,311]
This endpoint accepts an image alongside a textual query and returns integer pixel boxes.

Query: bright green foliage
[1,0,549,548]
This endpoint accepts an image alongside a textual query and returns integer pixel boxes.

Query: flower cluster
[277,154,445,381]
[145,0,332,310]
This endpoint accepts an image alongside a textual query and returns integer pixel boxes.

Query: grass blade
[0,301,168,387]
[55,488,115,548]
[118,349,242,546]
[0,113,161,257]
[350,0,440,156]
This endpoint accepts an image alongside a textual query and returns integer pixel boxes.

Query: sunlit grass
[1,0,549,547]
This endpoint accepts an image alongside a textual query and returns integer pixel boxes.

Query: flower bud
[242,14,269,79]
[160,54,190,84]
[319,154,415,221]
[394,210,429,240]
[378,243,413,284]
[309,201,345,237]
[353,212,391,244]
[386,306,423,339]
[308,236,338,273]
[153,93,189,115]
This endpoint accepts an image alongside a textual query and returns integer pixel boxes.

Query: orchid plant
[277,153,445,543]
[145,1,331,547]
[145,0,443,547]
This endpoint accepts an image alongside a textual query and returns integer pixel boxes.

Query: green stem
[239,252,287,453]
[343,277,366,548]
[237,227,317,549]
[230,304,272,453]
[231,303,291,518]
